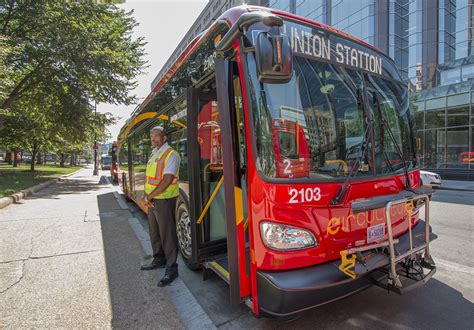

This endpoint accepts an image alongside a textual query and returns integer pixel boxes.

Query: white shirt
[151,142,180,176]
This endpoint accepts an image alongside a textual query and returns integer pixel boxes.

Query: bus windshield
[246,54,417,180]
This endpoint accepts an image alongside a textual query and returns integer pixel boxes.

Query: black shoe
[140,260,166,271]
[158,271,178,287]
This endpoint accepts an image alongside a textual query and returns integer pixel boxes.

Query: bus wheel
[176,198,200,270]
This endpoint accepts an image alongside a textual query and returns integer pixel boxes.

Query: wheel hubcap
[177,211,192,258]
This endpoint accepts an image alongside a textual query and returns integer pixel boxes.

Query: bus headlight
[260,221,317,251]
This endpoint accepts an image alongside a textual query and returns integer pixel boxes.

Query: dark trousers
[147,197,178,273]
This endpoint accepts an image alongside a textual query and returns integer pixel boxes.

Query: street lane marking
[434,258,474,274]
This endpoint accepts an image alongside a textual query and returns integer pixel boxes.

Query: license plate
[367,223,385,243]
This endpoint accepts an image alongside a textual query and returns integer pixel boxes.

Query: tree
[53,108,116,168]
[0,35,20,103]
[0,0,141,171]
[0,100,56,171]
[0,0,146,111]
[0,80,116,170]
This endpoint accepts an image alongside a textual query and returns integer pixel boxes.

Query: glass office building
[255,0,474,178]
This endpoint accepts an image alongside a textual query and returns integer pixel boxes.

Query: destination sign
[281,23,384,76]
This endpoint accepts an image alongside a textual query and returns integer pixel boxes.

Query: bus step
[371,259,436,294]
[204,256,230,284]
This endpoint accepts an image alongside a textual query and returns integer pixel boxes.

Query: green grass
[0,164,83,198]
[133,163,147,173]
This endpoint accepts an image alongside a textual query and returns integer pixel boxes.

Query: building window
[425,109,446,129]
[425,97,447,110]
[447,105,469,126]
[423,129,446,168]
[269,0,291,12]
[447,92,470,107]
[462,63,474,80]
[446,127,469,167]
[439,0,473,64]
[440,67,462,85]
[295,0,326,23]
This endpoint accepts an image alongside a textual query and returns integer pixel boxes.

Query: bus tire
[176,195,200,270]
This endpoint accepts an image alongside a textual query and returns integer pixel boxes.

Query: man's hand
[144,194,154,208]
[146,174,174,203]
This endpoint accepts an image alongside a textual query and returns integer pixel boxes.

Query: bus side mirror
[255,31,293,84]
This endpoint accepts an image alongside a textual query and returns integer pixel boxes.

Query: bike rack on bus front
[339,188,437,291]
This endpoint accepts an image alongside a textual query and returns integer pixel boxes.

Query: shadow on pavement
[96,192,184,328]
[132,209,473,329]
[179,267,473,329]
[126,187,473,329]
[24,178,107,200]
[196,277,473,329]
[265,278,473,329]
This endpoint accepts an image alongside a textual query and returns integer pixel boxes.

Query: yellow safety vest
[144,146,179,199]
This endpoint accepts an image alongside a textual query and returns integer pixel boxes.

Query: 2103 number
[289,187,321,203]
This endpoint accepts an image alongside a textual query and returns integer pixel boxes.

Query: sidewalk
[435,179,474,192]
[0,167,184,328]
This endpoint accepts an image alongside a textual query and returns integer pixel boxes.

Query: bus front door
[187,64,250,305]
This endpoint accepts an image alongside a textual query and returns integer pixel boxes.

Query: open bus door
[186,59,250,306]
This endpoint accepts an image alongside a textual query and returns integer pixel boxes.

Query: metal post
[408,200,414,252]
[424,196,433,262]
[385,201,402,287]
[93,101,98,176]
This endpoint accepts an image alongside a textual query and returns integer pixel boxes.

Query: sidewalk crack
[0,258,28,264]
[0,260,25,295]
[0,220,59,295]
[29,249,102,260]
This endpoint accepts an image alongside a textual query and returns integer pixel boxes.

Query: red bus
[117,5,437,318]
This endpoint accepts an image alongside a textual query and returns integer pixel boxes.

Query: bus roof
[120,5,389,140]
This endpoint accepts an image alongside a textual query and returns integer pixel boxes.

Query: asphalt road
[131,188,474,329]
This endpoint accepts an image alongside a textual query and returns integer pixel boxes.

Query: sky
[98,0,208,142]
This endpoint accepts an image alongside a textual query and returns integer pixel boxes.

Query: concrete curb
[0,167,84,209]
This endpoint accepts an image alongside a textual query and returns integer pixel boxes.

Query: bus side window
[130,130,151,198]
[167,97,188,182]
[168,128,188,182]
[119,142,128,168]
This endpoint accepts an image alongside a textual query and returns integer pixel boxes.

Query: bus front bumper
[256,220,437,318]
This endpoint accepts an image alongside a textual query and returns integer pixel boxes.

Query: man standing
[141,126,181,287]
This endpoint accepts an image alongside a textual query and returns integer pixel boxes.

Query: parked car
[318,160,349,177]
[420,170,442,187]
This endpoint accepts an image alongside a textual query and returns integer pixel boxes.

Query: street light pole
[93,100,98,176]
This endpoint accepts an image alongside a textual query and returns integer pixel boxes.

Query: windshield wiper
[373,93,412,189]
[331,116,372,205]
